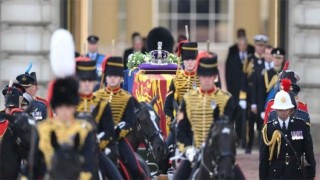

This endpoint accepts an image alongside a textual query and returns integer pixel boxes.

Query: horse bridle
[135,104,163,160]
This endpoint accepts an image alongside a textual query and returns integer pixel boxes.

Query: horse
[49,131,82,180]
[126,95,168,176]
[190,118,244,180]
[0,111,35,179]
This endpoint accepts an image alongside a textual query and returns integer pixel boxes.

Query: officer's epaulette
[292,116,310,126]
[267,119,277,125]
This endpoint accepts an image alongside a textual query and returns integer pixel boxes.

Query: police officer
[16,72,47,120]
[173,51,234,179]
[164,41,199,154]
[94,56,147,179]
[259,90,316,179]
[239,34,268,153]
[75,57,122,179]
[86,35,105,83]
[27,77,98,179]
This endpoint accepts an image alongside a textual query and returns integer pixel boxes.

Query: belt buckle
[285,156,290,165]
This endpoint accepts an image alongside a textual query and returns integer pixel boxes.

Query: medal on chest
[291,130,303,140]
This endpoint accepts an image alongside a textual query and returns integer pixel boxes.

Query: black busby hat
[87,35,99,44]
[76,59,97,81]
[279,70,300,84]
[16,73,36,87]
[3,82,23,108]
[271,48,285,58]
[197,52,219,76]
[2,83,25,96]
[50,77,80,109]
[180,42,198,61]
[147,27,174,53]
[103,56,124,77]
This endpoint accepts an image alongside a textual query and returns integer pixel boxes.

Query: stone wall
[288,0,320,152]
[0,0,61,108]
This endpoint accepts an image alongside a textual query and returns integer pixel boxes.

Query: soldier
[29,72,53,117]
[0,83,25,138]
[264,70,308,124]
[164,41,199,151]
[16,72,47,120]
[239,34,268,153]
[75,57,122,179]
[94,56,147,179]
[259,90,316,179]
[86,35,105,82]
[28,77,98,179]
[173,52,234,179]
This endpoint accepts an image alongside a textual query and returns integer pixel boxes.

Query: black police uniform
[259,118,316,179]
[94,56,146,180]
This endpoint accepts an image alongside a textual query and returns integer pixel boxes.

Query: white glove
[239,100,247,109]
[117,121,126,129]
[260,112,265,120]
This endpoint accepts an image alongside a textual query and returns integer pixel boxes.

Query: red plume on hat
[282,60,289,71]
[99,55,111,89]
[177,40,189,57]
[281,78,292,92]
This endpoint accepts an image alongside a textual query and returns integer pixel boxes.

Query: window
[158,0,232,44]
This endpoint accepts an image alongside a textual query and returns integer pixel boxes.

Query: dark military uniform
[259,118,316,179]
[32,118,96,179]
[16,73,47,120]
[241,52,265,151]
[94,56,146,180]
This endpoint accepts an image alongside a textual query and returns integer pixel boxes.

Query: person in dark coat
[260,90,316,180]
[123,32,146,69]
[227,28,255,55]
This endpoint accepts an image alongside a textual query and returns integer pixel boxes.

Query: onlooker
[123,32,146,69]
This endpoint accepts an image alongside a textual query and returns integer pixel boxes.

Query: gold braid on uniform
[264,72,278,93]
[262,125,282,161]
[184,88,230,148]
[94,88,131,125]
[173,70,200,102]
[243,58,253,77]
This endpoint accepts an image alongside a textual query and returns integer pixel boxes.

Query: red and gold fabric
[132,72,175,137]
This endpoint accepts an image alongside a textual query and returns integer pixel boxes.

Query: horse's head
[203,116,237,179]
[50,131,83,180]
[135,96,167,163]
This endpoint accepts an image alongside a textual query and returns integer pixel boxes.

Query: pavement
[237,149,320,180]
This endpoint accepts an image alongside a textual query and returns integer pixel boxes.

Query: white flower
[144,55,151,62]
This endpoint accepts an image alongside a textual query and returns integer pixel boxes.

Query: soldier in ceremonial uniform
[75,57,122,179]
[29,72,53,117]
[86,35,105,82]
[94,56,147,179]
[239,34,268,153]
[16,72,47,120]
[28,77,98,179]
[0,84,25,138]
[264,70,309,124]
[173,52,234,179]
[259,90,316,179]
[164,41,199,151]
